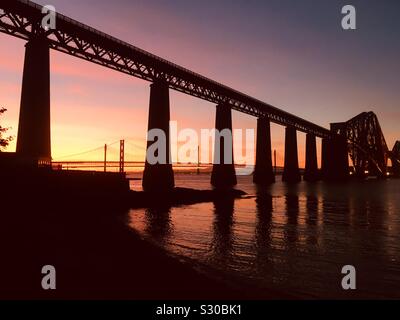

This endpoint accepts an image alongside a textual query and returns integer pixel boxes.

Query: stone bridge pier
[282,126,301,183]
[321,135,349,181]
[142,81,175,192]
[304,133,319,181]
[211,104,237,189]
[16,36,51,162]
[253,118,275,184]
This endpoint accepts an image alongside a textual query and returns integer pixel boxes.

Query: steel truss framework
[390,141,400,167]
[0,0,330,137]
[332,112,390,176]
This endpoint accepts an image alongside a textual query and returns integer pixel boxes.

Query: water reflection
[144,206,173,245]
[129,176,400,299]
[284,187,300,244]
[210,197,235,266]
[305,196,319,226]
[254,186,273,273]
[305,196,320,247]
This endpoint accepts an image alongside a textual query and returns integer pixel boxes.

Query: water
[128,174,400,299]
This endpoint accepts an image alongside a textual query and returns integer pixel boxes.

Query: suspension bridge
[50,139,213,173]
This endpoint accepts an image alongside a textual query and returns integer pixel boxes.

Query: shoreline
[0,192,294,300]
[3,169,397,299]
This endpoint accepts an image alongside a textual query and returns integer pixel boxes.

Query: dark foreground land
[0,169,290,300]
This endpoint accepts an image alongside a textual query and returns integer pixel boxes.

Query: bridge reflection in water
[129,174,400,299]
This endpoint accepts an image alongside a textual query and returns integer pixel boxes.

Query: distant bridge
[52,161,211,170]
[0,0,399,191]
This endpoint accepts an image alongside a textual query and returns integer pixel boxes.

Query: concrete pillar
[16,36,51,161]
[392,142,400,178]
[211,104,237,188]
[142,81,175,192]
[282,126,301,183]
[253,118,275,184]
[392,157,400,177]
[321,138,331,180]
[321,135,349,181]
[332,135,349,180]
[304,133,319,181]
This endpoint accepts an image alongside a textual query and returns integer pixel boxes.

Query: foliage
[0,108,13,151]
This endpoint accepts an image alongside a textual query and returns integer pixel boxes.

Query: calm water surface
[128,174,400,298]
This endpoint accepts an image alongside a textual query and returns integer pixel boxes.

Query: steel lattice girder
[391,141,400,165]
[392,141,400,155]
[0,0,331,137]
[340,112,389,175]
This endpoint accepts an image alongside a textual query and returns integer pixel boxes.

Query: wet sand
[0,187,293,300]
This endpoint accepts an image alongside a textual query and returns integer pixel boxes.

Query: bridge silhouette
[1,0,399,192]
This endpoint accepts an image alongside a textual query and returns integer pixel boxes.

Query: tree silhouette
[0,108,13,151]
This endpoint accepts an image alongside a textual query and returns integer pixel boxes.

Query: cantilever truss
[392,141,400,159]
[390,141,400,172]
[0,0,330,137]
[332,112,390,176]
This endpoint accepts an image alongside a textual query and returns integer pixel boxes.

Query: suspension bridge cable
[124,151,140,159]
[53,140,121,160]
[125,141,146,150]
[53,146,104,160]
[107,140,121,146]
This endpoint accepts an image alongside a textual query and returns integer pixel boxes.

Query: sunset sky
[0,0,399,167]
